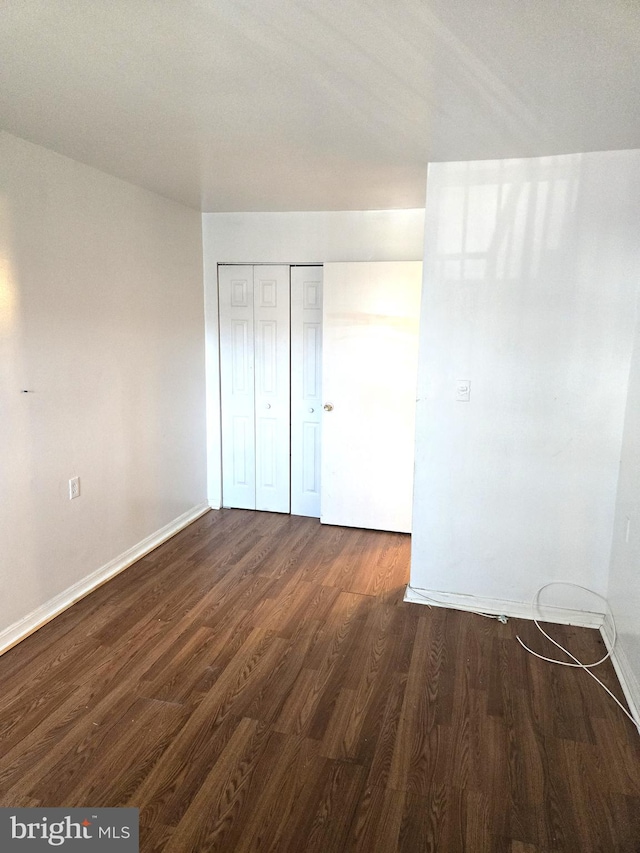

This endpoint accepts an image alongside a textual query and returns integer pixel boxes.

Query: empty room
[1,2,639,851]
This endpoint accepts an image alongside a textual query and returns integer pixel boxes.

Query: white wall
[411,150,640,616]
[202,210,425,507]
[608,303,640,712]
[0,131,207,640]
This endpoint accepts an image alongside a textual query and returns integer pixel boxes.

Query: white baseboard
[600,621,640,728]
[403,585,605,629]
[0,502,210,657]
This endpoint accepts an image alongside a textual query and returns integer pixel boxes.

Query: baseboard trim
[0,502,210,657]
[403,585,605,629]
[600,621,640,728]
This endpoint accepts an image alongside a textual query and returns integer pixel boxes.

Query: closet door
[320,261,422,533]
[219,265,256,509]
[290,266,323,517]
[254,265,291,512]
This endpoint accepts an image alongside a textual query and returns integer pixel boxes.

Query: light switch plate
[456,380,471,402]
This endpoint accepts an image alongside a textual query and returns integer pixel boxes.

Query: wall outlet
[69,476,80,500]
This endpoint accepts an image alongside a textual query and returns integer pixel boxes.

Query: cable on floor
[406,584,508,622]
[516,582,640,735]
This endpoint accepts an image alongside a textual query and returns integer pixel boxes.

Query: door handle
[265,403,271,409]
[308,407,315,413]
[323,403,334,412]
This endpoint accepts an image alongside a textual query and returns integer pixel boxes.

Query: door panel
[302,421,321,491]
[291,266,323,517]
[231,415,252,487]
[254,265,290,513]
[320,261,422,533]
[219,265,256,509]
[231,320,251,393]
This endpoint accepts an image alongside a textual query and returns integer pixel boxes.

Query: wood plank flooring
[0,509,639,851]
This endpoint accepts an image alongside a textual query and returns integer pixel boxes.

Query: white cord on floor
[516,582,640,735]
[406,584,507,622]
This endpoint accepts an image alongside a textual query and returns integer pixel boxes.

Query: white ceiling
[1,0,639,212]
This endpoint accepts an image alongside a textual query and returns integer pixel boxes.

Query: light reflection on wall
[434,160,576,284]
[0,199,18,335]
[0,191,36,598]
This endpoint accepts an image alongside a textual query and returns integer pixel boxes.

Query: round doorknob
[323,403,334,412]
[308,407,315,413]
[265,403,271,409]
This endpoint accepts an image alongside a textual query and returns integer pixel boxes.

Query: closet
[218,264,323,517]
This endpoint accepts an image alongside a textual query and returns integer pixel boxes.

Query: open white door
[320,261,422,533]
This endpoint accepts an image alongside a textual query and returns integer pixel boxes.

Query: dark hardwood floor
[0,509,639,851]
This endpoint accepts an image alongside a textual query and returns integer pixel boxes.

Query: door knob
[323,403,334,412]
[265,403,271,409]
[308,407,315,413]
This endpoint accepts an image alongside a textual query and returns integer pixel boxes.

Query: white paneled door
[219,264,290,513]
[219,265,255,510]
[291,266,323,517]
[320,261,422,533]
[253,266,290,512]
